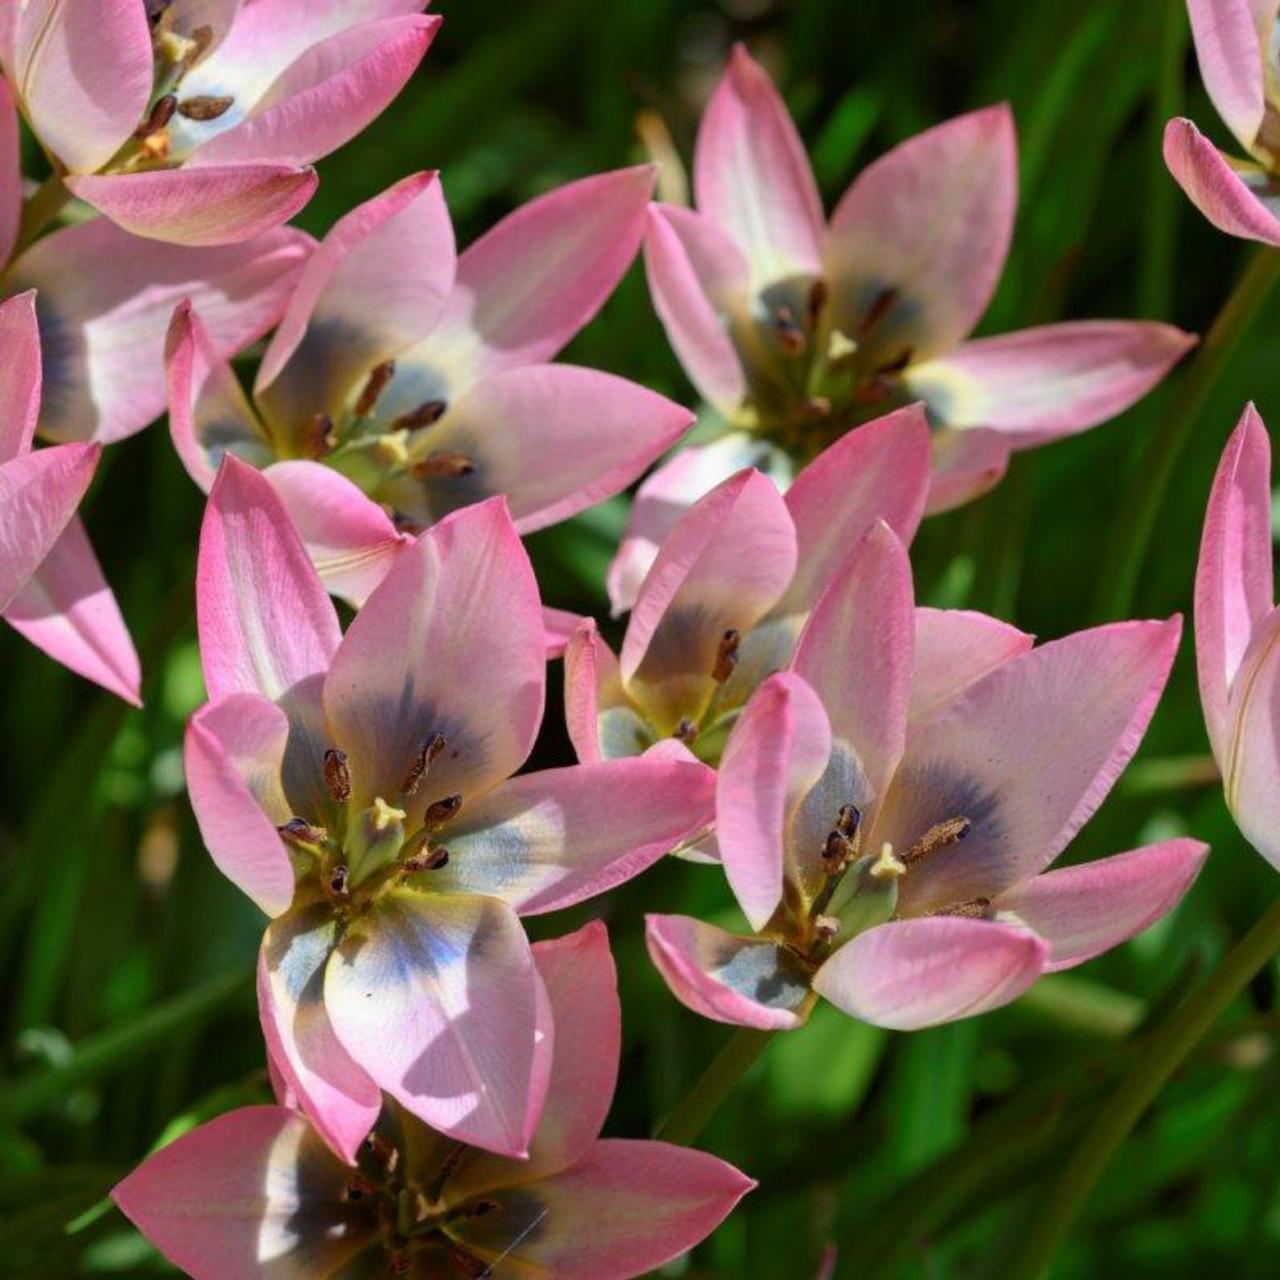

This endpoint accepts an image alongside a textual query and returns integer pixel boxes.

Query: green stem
[654,1027,776,1146]
[1096,246,1280,620]
[12,174,72,260]
[1005,893,1280,1280]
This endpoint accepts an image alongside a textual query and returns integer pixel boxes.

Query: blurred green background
[3,0,1279,1275]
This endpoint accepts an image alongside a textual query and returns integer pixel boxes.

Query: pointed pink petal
[621,469,797,733]
[12,218,310,444]
[814,917,1048,1029]
[189,14,440,167]
[4,516,140,704]
[6,0,151,173]
[66,165,318,247]
[542,606,585,660]
[112,1106,376,1280]
[324,888,549,1158]
[453,1138,754,1279]
[643,201,750,415]
[881,619,1182,914]
[563,620,635,763]
[995,839,1209,971]
[185,693,295,915]
[925,426,1012,514]
[259,904,383,1163]
[0,442,98,612]
[1163,117,1280,245]
[646,914,812,1029]
[906,321,1194,439]
[911,608,1034,726]
[718,672,832,930]
[826,106,1017,361]
[323,498,545,819]
[0,290,42,463]
[1187,0,1268,150]
[255,171,454,436]
[778,404,930,614]
[0,78,20,267]
[1196,404,1274,761]
[438,757,716,914]
[694,45,823,286]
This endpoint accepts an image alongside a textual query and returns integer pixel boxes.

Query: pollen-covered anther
[901,816,972,867]
[355,360,396,417]
[328,864,351,898]
[857,286,899,339]
[425,793,463,826]
[363,1132,399,1173]
[935,896,992,920]
[807,278,830,326]
[324,748,353,803]
[399,732,447,796]
[869,842,906,881]
[673,717,699,744]
[412,450,476,480]
[813,913,840,941]
[773,304,806,356]
[135,93,177,138]
[278,817,328,851]
[804,395,832,418]
[392,399,448,432]
[343,1175,377,1202]
[305,412,337,459]
[711,628,740,683]
[835,803,861,841]
[177,94,234,121]
[822,829,853,874]
[402,845,450,873]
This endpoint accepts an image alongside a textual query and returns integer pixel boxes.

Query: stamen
[278,817,327,851]
[178,94,234,121]
[821,804,862,874]
[807,278,830,326]
[329,864,351,898]
[391,400,448,432]
[673,718,699,744]
[875,346,914,376]
[773,304,806,356]
[835,804,861,840]
[343,1175,376,1201]
[857,287,899,338]
[355,360,396,417]
[935,896,991,919]
[387,1251,411,1277]
[804,395,832,419]
[412,450,476,480]
[403,845,450,873]
[305,412,337,459]
[424,794,463,826]
[400,732,447,796]
[813,913,840,942]
[135,94,177,138]
[711,628,740,683]
[324,749,352,803]
[363,1132,399,1173]
[901,816,971,867]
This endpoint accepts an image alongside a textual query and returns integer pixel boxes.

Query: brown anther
[363,1132,399,1172]
[402,845,450,873]
[278,817,327,849]
[425,794,463,826]
[411,450,476,480]
[323,749,352,803]
[467,1198,501,1218]
[804,395,832,419]
[711,628,741,683]
[400,732,447,796]
[178,94,234,121]
[305,412,337,459]
[391,399,448,432]
[807,278,830,326]
[387,1251,412,1277]
[343,1175,376,1202]
[901,816,972,867]
[329,864,351,897]
[857,287,899,338]
[673,718,699,744]
[875,346,914,377]
[135,94,177,138]
[188,25,214,62]
[813,913,840,940]
[773,304,806,356]
[354,360,396,417]
[935,895,991,920]
[822,829,853,873]
[835,804,861,841]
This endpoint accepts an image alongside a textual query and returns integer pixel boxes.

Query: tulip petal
[694,45,824,286]
[995,839,1209,971]
[645,913,813,1030]
[436,758,715,914]
[323,499,545,822]
[813,917,1048,1029]
[0,291,43,463]
[3,516,141,704]
[925,426,1012,514]
[325,888,549,1158]
[563,620,643,763]
[911,608,1034,726]
[905,321,1194,440]
[0,78,20,269]
[66,165,318,247]
[1163,117,1280,245]
[542,606,585,661]
[880,619,1182,915]
[826,106,1017,363]
[1187,0,1268,151]
[1196,404,1274,761]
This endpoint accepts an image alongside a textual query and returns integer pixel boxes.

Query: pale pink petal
[0,291,42,463]
[717,672,832,930]
[905,321,1195,440]
[0,78,20,267]
[323,498,545,820]
[12,218,310,444]
[453,1138,754,1280]
[112,1106,377,1280]
[1187,0,1268,150]
[643,202,750,415]
[3,516,141,705]
[563,619,631,763]
[995,839,1209,971]
[925,426,1012,514]
[259,904,383,1164]
[1196,404,1274,761]
[6,0,151,173]
[777,404,930,614]
[1163,117,1280,245]
[542,606,584,660]
[911,608,1034,725]
[813,917,1048,1029]
[693,45,823,286]
[66,165,318,247]
[0,442,98,612]
[880,619,1182,915]
[621,469,797,733]
[645,914,813,1030]
[825,106,1017,362]
[324,888,549,1158]
[437,758,716,914]
[198,458,341,702]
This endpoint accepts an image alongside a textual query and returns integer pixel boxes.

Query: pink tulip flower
[0,291,139,702]
[113,921,753,1280]
[612,46,1193,613]
[566,406,930,769]
[1195,404,1280,866]
[168,167,693,607]
[187,458,715,1158]
[648,523,1207,1031]
[1165,1,1280,244]
[0,1,440,245]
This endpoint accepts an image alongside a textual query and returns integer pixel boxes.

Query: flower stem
[1005,893,1280,1280]
[1095,245,1280,621]
[12,173,73,260]
[654,1026,776,1146]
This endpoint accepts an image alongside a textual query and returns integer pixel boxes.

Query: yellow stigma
[869,842,906,881]
[370,797,407,832]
